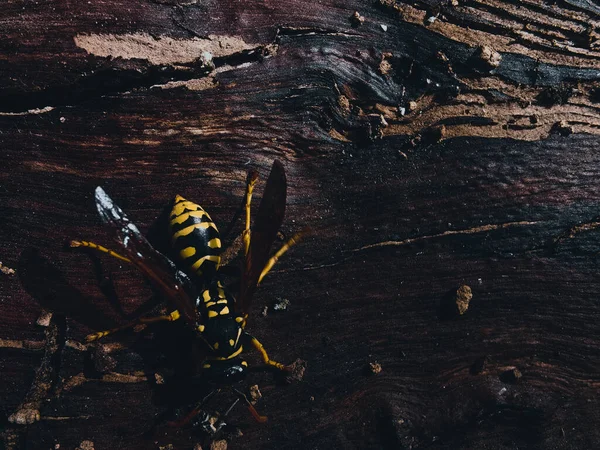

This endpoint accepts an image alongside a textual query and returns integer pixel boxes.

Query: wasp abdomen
[169,195,221,280]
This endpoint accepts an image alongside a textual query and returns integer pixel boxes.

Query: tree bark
[1,0,600,449]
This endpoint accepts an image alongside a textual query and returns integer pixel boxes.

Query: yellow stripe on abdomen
[172,222,218,241]
[190,254,221,272]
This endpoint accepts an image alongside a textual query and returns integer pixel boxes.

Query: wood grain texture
[1,0,599,449]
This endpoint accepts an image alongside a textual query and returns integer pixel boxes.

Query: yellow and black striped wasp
[70,161,302,429]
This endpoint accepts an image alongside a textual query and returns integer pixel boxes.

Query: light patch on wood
[383,90,600,142]
[74,33,257,65]
[0,339,45,350]
[384,1,600,69]
[61,371,147,393]
[154,76,218,91]
[0,106,54,116]
[329,129,351,142]
[121,138,163,146]
[24,161,81,175]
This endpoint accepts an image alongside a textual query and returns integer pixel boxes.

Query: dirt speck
[285,359,307,383]
[473,45,502,71]
[210,439,227,450]
[455,285,472,315]
[0,262,15,275]
[36,310,53,327]
[350,11,365,27]
[500,367,522,383]
[272,298,290,312]
[379,52,393,75]
[366,361,382,375]
[439,284,473,319]
[249,385,262,404]
[75,441,95,450]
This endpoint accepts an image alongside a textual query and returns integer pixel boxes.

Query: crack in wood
[355,221,540,252]
[552,219,600,246]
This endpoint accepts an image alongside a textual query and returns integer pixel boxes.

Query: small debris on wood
[500,367,522,383]
[210,439,227,450]
[450,0,459,6]
[470,45,502,72]
[470,355,488,375]
[366,113,389,140]
[455,285,472,315]
[551,120,573,136]
[260,306,269,317]
[379,52,393,75]
[439,284,473,319]
[75,441,94,450]
[365,361,382,375]
[408,100,417,112]
[408,134,422,148]
[425,8,440,26]
[285,358,307,383]
[36,310,53,327]
[154,372,165,385]
[337,94,351,115]
[349,11,364,27]
[271,297,291,312]
[249,384,262,404]
[0,261,15,275]
[8,406,41,424]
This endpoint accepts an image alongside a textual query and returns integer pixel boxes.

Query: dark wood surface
[1,1,600,449]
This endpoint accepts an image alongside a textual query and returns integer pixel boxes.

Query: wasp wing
[238,160,287,314]
[94,187,199,326]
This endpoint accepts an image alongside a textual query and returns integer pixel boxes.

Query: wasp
[70,161,303,428]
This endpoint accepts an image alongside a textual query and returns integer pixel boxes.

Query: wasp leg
[70,240,131,264]
[232,387,268,423]
[248,335,287,371]
[86,310,181,342]
[257,230,305,285]
[242,171,259,256]
[167,389,219,428]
